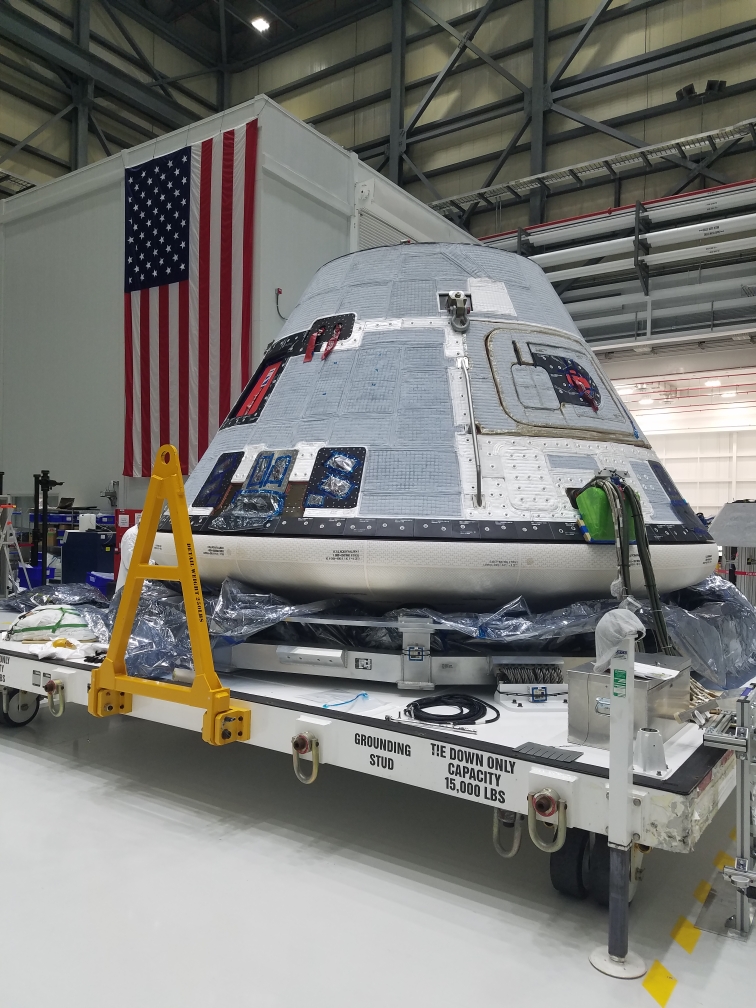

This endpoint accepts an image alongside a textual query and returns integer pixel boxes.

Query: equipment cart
[0,637,735,903]
[2,446,750,968]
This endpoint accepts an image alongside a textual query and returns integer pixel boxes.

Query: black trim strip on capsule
[166,515,713,545]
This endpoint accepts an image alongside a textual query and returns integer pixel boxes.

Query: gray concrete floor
[0,704,750,1007]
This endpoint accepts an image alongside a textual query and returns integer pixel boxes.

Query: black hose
[623,485,675,654]
[572,472,675,655]
[403,693,500,726]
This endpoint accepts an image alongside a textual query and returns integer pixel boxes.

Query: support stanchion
[590,627,647,979]
[88,445,251,746]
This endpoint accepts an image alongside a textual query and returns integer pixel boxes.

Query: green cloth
[576,486,635,542]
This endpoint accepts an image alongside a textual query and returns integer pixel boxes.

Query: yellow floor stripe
[730,827,737,841]
[714,850,735,871]
[670,915,702,954]
[693,880,712,904]
[643,961,677,1007]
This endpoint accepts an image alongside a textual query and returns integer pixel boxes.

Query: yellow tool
[88,445,250,746]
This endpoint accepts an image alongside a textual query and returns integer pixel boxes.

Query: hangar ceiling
[1,0,755,227]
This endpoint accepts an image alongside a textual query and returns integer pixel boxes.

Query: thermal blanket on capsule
[154,243,715,605]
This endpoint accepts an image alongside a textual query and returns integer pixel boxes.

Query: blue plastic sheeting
[3,575,754,689]
[390,576,756,689]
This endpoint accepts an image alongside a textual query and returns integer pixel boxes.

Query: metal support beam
[20,0,217,111]
[553,19,756,102]
[70,79,92,170]
[397,76,756,191]
[0,131,69,171]
[550,102,729,185]
[99,0,175,102]
[349,15,756,165]
[429,137,756,225]
[548,0,613,87]
[665,136,742,196]
[0,75,147,152]
[409,0,530,95]
[0,103,75,169]
[264,0,664,102]
[89,112,112,157]
[105,0,217,66]
[72,0,90,49]
[217,0,230,110]
[166,0,208,22]
[0,4,198,130]
[460,115,531,227]
[144,68,218,87]
[529,0,547,225]
[401,152,441,200]
[234,0,392,70]
[70,0,91,171]
[405,0,496,135]
[388,0,405,186]
[253,0,298,32]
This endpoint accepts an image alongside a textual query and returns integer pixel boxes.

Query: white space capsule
[155,244,715,606]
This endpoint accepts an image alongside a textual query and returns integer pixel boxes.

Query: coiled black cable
[403,693,501,726]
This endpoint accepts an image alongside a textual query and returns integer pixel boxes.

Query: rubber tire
[0,689,41,728]
[550,827,591,899]
[588,833,611,907]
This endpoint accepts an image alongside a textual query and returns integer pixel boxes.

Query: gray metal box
[567,654,691,748]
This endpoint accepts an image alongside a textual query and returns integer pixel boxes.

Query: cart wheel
[550,827,590,898]
[588,834,643,906]
[0,690,41,728]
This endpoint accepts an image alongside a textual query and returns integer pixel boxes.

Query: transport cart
[0,445,745,964]
[0,637,735,892]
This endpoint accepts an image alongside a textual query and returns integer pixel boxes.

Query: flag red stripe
[219,130,235,424]
[158,284,170,446]
[197,138,213,460]
[240,121,258,385]
[178,279,190,475]
[139,289,152,476]
[123,122,258,478]
[124,293,134,477]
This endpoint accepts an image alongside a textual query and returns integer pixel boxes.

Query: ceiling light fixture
[721,391,737,398]
[615,386,634,395]
[704,379,721,387]
[251,16,270,31]
[638,397,654,405]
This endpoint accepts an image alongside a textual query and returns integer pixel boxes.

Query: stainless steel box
[567,654,691,749]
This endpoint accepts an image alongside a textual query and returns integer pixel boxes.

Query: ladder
[704,684,756,937]
[0,503,31,597]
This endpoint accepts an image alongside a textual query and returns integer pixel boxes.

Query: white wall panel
[0,178,125,502]
[0,98,475,507]
[650,429,756,515]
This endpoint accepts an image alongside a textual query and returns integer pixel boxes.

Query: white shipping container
[0,96,475,507]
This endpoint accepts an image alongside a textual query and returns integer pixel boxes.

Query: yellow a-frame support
[88,445,251,746]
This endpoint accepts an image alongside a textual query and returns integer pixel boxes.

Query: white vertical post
[590,633,647,978]
[608,635,634,849]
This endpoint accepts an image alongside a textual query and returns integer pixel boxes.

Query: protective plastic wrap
[0,582,109,612]
[373,598,616,655]
[106,582,196,680]
[662,575,756,688]
[208,491,284,531]
[208,578,334,642]
[7,605,100,642]
[4,574,754,689]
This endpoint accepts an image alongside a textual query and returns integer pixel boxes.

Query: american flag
[123,119,258,477]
